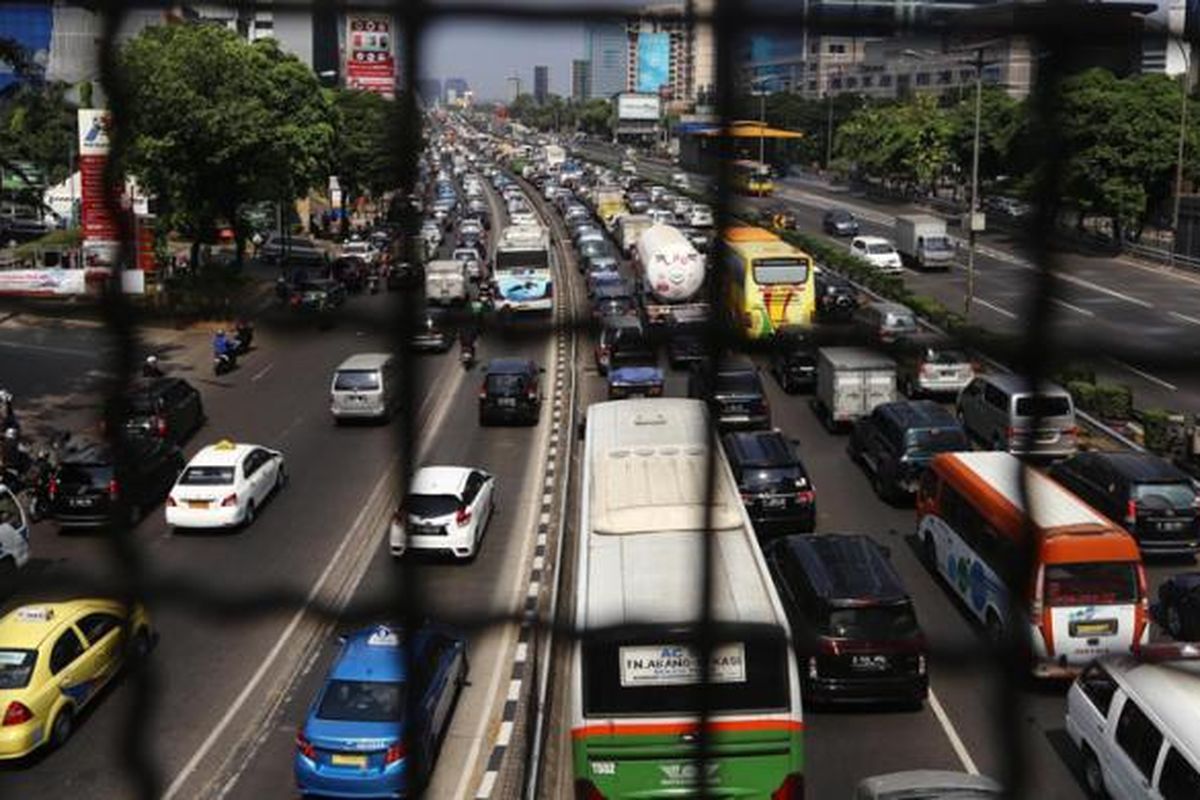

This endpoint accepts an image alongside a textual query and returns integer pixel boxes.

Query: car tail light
[385,741,407,764]
[478,382,487,401]
[1005,426,1016,444]
[220,493,238,507]
[2,701,33,727]
[1135,565,1150,645]
[918,654,927,675]
[155,416,168,437]
[166,496,177,508]
[920,363,935,377]
[648,385,663,397]
[48,476,58,499]
[574,779,606,800]
[772,773,805,799]
[108,479,120,501]
[295,730,316,759]
[456,506,472,526]
[807,656,818,679]
[1125,499,1138,527]
[1063,426,1078,436]
[527,385,538,400]
[796,489,815,505]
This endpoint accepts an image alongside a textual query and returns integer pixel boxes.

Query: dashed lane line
[1106,358,1178,392]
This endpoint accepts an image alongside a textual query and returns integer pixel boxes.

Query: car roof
[877,400,959,430]
[855,235,892,245]
[1101,654,1200,761]
[0,601,114,650]
[864,301,913,315]
[189,440,257,467]
[724,430,799,469]
[975,372,1070,396]
[782,533,910,606]
[713,357,757,374]
[337,353,392,371]
[331,625,408,683]
[486,358,535,374]
[1089,451,1190,482]
[411,466,472,495]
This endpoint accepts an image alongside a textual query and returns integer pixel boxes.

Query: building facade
[571,59,591,101]
[623,0,715,107]
[534,65,549,103]
[506,75,521,103]
[584,21,627,99]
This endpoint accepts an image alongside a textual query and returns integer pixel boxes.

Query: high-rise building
[572,59,591,101]
[506,75,522,103]
[417,78,442,106]
[444,77,469,99]
[534,65,549,103]
[624,0,715,105]
[585,21,627,99]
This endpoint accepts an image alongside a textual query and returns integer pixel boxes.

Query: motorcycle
[214,350,236,376]
[367,273,380,294]
[234,322,254,355]
[459,344,476,369]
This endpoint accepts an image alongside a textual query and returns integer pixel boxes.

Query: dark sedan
[823,208,860,237]
[48,438,185,529]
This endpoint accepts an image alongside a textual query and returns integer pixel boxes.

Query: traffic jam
[1,108,1199,800]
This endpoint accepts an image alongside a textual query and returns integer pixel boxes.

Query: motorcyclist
[142,355,164,378]
[0,391,16,434]
[213,329,234,362]
[0,427,29,481]
[234,318,254,352]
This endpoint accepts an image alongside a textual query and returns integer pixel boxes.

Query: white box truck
[424,259,468,305]
[812,347,897,431]
[895,214,956,271]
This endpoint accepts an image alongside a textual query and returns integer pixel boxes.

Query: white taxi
[165,440,286,529]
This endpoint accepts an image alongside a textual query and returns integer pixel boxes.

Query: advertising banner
[78,109,122,249]
[346,15,396,97]
[0,269,87,297]
[636,32,670,93]
[616,93,661,121]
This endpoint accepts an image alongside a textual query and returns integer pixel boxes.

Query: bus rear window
[1043,562,1139,606]
[753,258,810,285]
[582,636,790,716]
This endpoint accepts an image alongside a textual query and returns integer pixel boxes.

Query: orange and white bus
[917,451,1149,677]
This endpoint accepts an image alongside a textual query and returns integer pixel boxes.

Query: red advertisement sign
[346,15,395,97]
[79,153,122,242]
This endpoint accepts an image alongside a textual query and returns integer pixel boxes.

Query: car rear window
[743,467,808,490]
[1133,482,1197,510]
[1043,562,1139,606]
[824,603,919,639]
[906,427,969,454]
[0,649,36,689]
[926,349,970,365]
[1015,395,1073,418]
[179,466,235,486]
[716,372,761,394]
[317,679,406,722]
[407,494,460,518]
[127,393,157,414]
[867,243,895,255]
[334,370,381,392]
[486,373,525,394]
[58,462,113,488]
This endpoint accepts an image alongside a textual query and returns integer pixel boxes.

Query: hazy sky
[424,19,585,100]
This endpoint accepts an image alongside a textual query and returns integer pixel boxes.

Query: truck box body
[616,214,654,256]
[815,347,897,427]
[895,215,955,270]
[424,259,467,305]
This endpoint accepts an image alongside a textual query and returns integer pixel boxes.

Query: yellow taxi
[0,599,153,759]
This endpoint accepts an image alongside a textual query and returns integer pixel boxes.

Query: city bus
[571,398,804,799]
[917,451,1149,677]
[493,222,553,313]
[732,160,774,196]
[721,226,816,340]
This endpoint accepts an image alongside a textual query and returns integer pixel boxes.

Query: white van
[330,353,399,423]
[0,484,30,582]
[1066,650,1200,799]
[424,259,468,305]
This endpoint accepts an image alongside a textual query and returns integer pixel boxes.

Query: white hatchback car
[166,440,286,529]
[850,236,904,274]
[390,466,495,561]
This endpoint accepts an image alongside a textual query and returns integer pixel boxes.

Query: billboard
[78,109,122,248]
[346,14,395,97]
[0,5,53,92]
[636,32,670,93]
[616,93,661,121]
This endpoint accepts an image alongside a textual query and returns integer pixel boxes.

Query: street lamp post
[1172,41,1191,265]
[825,91,833,169]
[965,49,983,320]
[759,90,766,166]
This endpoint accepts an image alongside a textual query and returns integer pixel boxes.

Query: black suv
[687,358,770,431]
[848,401,968,503]
[479,359,543,426]
[124,378,205,447]
[595,317,653,376]
[724,430,815,535]
[48,438,185,529]
[1049,452,1200,556]
[765,534,928,707]
[815,270,858,322]
[768,326,817,394]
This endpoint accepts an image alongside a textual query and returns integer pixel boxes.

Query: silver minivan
[330,353,399,423]
[955,373,1077,457]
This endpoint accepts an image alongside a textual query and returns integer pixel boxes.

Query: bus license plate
[1070,620,1117,637]
[331,753,367,768]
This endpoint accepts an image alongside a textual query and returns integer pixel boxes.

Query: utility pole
[825,92,833,169]
[1173,42,1191,265]
[759,90,766,167]
[963,48,984,320]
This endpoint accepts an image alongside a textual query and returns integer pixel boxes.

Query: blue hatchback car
[295,624,468,798]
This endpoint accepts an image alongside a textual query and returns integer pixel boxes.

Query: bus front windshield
[753,258,810,285]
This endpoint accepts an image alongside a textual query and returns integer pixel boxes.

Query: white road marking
[928,687,980,775]
[1050,297,1095,317]
[170,359,466,800]
[1170,310,1200,326]
[974,298,1017,320]
[1107,358,1178,391]
[250,362,274,381]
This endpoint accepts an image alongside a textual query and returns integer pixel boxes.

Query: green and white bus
[571,398,805,799]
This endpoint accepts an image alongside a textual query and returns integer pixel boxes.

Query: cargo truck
[895,214,956,271]
[811,347,897,432]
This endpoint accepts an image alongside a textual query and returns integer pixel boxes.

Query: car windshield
[406,493,460,518]
[0,649,36,689]
[924,235,954,252]
[317,679,406,722]
[906,427,969,454]
[825,604,919,639]
[334,370,380,391]
[1134,481,1197,509]
[1043,562,1139,606]
[1015,395,1072,418]
[179,465,235,486]
[867,243,896,255]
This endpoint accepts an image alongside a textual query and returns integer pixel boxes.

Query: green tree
[0,82,77,189]
[119,24,336,266]
[947,86,1028,198]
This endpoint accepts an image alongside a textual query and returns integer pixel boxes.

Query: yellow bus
[722,226,816,339]
[733,160,775,196]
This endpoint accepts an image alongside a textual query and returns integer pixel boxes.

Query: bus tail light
[1031,565,1052,654]
[575,779,606,800]
[1125,499,1138,527]
[1134,564,1150,647]
[772,773,805,799]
